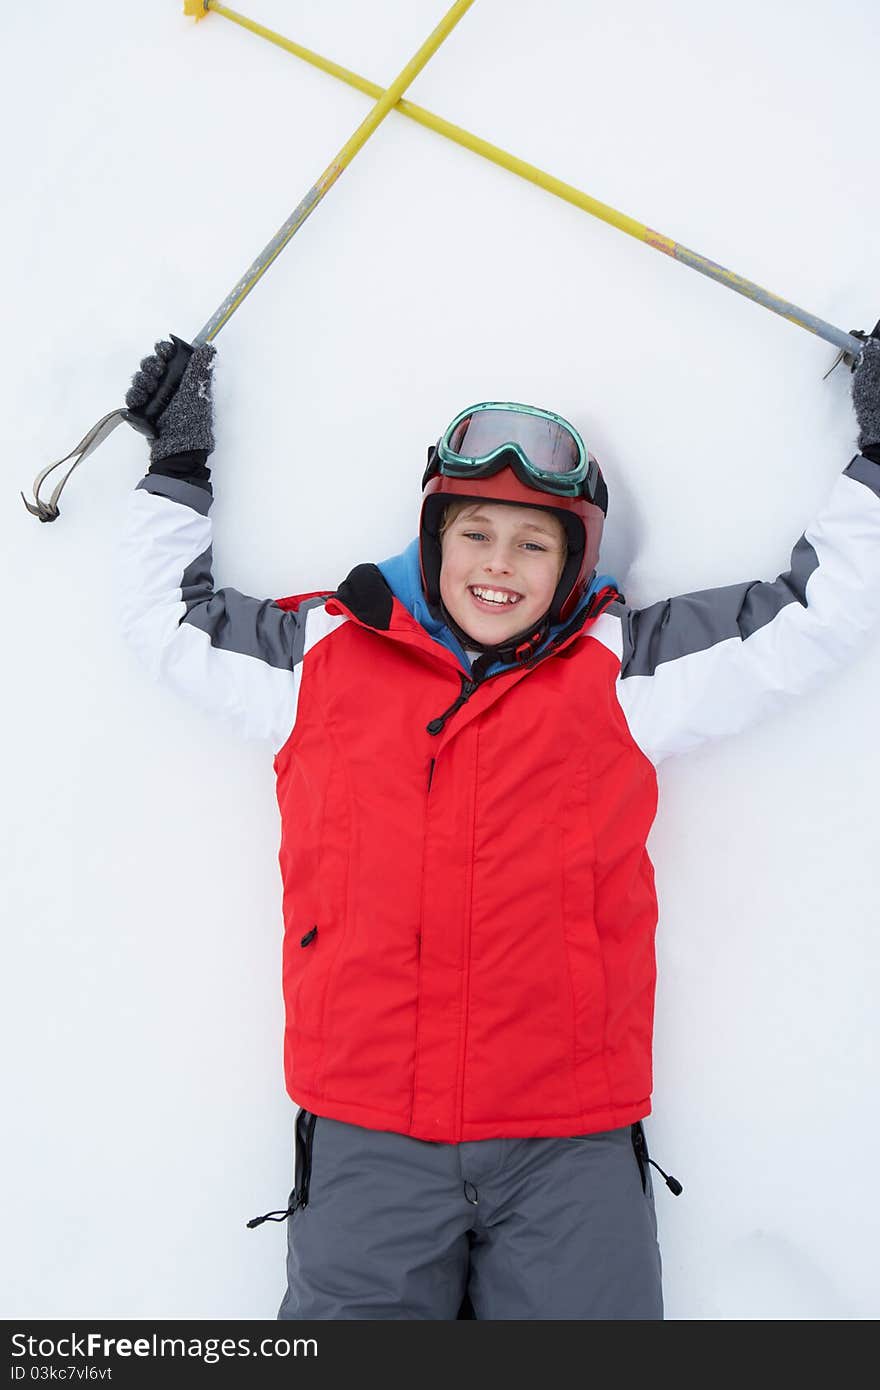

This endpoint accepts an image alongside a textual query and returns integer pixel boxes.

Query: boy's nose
[483,549,515,574]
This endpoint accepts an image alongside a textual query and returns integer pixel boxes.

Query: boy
[118,336,880,1319]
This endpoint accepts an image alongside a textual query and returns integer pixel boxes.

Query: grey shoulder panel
[604,599,636,671]
[845,453,880,497]
[179,544,328,673]
[622,534,819,680]
[287,595,334,668]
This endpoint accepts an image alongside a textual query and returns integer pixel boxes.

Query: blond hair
[438,498,475,540]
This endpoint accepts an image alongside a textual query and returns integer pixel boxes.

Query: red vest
[273,570,658,1143]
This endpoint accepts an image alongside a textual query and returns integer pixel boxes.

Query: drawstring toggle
[246,1194,302,1229]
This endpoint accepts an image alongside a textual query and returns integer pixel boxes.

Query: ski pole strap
[21,409,135,523]
[21,335,196,522]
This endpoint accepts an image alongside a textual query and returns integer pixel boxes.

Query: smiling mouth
[468,585,524,610]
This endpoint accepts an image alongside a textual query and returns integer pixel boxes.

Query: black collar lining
[332,564,394,630]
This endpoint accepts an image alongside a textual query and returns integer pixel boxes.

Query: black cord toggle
[426,675,477,735]
[246,1195,302,1229]
[646,1157,683,1196]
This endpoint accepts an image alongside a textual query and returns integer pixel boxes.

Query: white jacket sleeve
[114,474,342,752]
[612,454,880,765]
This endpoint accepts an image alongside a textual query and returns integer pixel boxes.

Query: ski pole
[21,0,476,523]
[204,2,870,373]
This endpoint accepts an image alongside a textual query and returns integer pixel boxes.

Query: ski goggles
[429,402,600,501]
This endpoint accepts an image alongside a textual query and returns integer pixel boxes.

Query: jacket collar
[377,538,471,669]
[331,537,621,678]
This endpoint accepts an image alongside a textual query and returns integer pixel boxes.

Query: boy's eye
[462,531,546,552]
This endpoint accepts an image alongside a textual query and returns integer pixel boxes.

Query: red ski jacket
[116,454,880,1141]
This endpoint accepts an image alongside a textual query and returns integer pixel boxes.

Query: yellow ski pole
[22,0,476,522]
[206,1,868,368]
[191,0,475,342]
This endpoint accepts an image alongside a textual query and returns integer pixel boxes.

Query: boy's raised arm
[114,342,339,751]
[613,341,880,765]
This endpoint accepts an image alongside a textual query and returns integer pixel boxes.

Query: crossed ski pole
[208,2,873,368]
[21,0,875,524]
[21,0,476,523]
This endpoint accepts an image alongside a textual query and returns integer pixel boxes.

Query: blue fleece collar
[377,537,618,675]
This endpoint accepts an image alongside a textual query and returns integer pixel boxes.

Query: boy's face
[439,501,567,645]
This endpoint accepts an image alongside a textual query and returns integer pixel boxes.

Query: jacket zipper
[334,584,623,743]
[423,626,576,737]
[423,588,624,737]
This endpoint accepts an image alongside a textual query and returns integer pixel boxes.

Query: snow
[2,0,878,1320]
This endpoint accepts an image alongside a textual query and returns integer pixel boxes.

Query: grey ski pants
[277,1108,663,1320]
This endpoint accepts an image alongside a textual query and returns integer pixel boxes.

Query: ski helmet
[419,402,608,630]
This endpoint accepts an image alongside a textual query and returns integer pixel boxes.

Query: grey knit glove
[852,335,880,453]
[125,339,216,462]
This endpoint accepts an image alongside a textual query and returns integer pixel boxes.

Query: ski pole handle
[23,0,476,522]
[124,333,195,438]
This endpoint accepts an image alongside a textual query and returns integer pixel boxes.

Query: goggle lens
[447,408,582,476]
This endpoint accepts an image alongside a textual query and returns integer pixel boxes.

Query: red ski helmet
[419,402,607,626]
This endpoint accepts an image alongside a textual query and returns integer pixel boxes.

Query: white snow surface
[2,0,879,1320]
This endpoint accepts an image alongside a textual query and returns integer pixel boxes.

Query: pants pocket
[631,1120,654,1198]
[294,1108,319,1211]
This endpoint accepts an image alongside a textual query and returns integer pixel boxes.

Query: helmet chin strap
[439,599,550,660]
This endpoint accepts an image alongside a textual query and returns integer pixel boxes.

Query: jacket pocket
[284,923,323,1034]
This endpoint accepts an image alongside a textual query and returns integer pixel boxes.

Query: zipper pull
[426,675,477,735]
